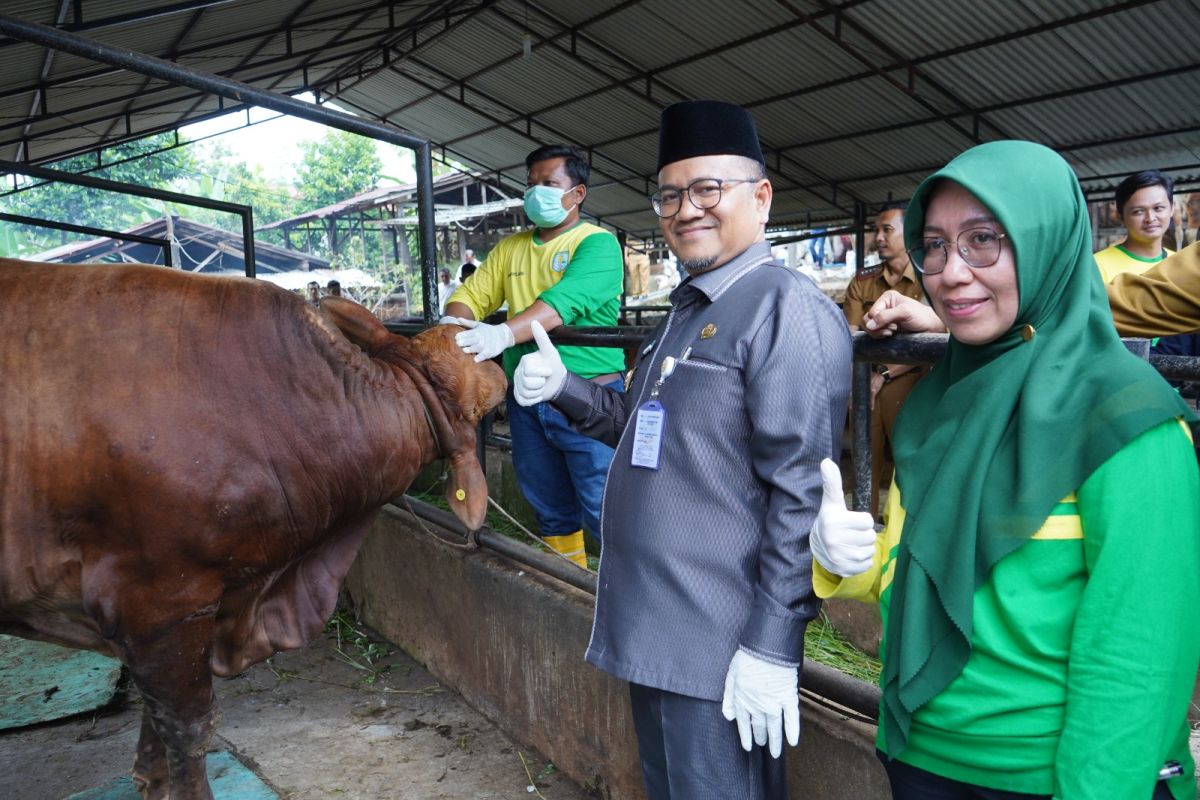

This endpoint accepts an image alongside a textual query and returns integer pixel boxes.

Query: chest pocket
[676,324,739,371]
[657,332,742,419]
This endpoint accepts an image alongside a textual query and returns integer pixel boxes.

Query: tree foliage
[294,130,382,210]
[174,144,301,246]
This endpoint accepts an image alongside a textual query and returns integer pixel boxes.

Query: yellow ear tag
[455,488,466,501]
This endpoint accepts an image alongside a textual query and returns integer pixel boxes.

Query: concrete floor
[0,623,594,800]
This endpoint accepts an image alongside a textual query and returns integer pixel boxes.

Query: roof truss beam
[537,0,1165,155]
[0,0,238,49]
[422,0,866,150]
[0,0,413,102]
[482,0,862,213]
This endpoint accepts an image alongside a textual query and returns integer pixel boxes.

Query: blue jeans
[506,379,621,542]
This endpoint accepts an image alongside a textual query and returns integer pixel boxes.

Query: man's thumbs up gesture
[809,458,876,577]
[513,320,567,407]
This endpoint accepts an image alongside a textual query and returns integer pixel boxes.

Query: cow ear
[459,357,507,424]
[446,450,488,530]
[320,297,391,355]
[412,326,507,423]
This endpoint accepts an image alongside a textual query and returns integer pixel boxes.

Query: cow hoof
[131,769,169,800]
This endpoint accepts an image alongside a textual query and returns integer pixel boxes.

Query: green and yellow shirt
[1095,243,1173,285]
[816,419,1200,799]
[447,222,625,379]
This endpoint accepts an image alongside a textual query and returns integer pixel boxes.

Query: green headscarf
[882,140,1194,754]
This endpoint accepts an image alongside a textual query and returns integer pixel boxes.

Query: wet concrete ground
[0,621,594,800]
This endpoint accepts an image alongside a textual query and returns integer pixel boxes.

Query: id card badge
[631,400,666,470]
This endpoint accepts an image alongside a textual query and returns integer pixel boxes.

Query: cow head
[318,298,506,530]
[408,325,506,528]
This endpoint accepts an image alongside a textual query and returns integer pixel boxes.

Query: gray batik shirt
[552,240,853,701]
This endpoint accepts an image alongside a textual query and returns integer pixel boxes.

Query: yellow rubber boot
[544,530,588,569]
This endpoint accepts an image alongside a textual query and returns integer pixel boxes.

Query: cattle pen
[4,329,1196,799]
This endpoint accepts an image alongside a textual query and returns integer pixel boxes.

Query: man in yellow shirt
[1093,170,1197,358]
[443,144,624,567]
[1094,170,1175,284]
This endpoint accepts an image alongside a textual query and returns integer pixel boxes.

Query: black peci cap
[656,100,765,172]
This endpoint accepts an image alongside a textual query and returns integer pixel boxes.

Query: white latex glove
[452,317,515,363]
[437,315,460,325]
[810,458,876,577]
[721,648,800,759]
[513,320,566,407]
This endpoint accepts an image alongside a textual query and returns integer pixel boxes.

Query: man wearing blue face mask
[443,144,625,568]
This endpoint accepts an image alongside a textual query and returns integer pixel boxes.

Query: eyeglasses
[650,177,760,218]
[909,228,1008,275]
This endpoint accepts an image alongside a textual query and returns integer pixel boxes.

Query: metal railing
[384,319,1200,512]
[0,160,253,273]
[0,13,440,321]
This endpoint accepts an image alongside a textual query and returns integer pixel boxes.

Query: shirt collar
[670,240,774,306]
[872,258,919,289]
[894,260,919,287]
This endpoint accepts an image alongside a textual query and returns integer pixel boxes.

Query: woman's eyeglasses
[909,228,1008,275]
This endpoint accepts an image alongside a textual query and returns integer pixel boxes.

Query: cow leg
[110,606,220,800]
[121,612,219,800]
[131,706,169,800]
[80,550,222,800]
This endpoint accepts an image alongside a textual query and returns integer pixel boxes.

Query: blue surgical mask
[524,184,578,229]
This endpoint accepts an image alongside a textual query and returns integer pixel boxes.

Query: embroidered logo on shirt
[699,323,718,340]
[551,251,570,272]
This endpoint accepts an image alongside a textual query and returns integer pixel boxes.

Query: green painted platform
[66,751,278,800]
[0,634,122,729]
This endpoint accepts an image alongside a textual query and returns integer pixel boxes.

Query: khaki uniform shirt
[842,261,925,329]
[1107,242,1200,337]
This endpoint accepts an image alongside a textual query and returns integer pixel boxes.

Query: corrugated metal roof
[1,0,1198,239]
[535,89,661,151]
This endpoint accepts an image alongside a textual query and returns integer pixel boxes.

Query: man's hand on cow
[721,648,801,759]
[452,318,516,363]
[862,291,945,338]
[513,320,566,407]
[810,458,876,577]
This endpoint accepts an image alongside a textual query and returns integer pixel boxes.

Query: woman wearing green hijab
[811,140,1200,799]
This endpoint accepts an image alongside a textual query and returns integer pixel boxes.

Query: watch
[874,365,892,383]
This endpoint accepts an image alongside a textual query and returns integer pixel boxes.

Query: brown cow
[0,259,506,799]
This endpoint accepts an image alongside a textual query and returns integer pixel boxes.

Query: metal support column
[854,200,866,275]
[851,360,873,514]
[851,201,871,513]
[416,141,438,324]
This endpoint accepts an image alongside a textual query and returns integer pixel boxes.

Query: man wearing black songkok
[514,100,852,798]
